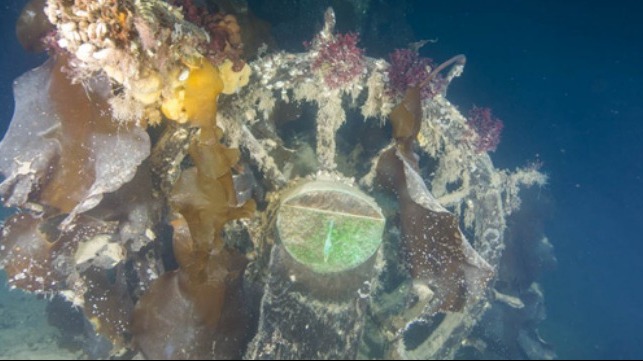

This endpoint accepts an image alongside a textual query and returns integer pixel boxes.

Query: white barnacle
[60,22,77,34]
[144,228,156,241]
[95,21,108,39]
[71,31,82,43]
[78,20,89,31]
[92,47,113,60]
[73,9,89,18]
[102,38,115,49]
[44,3,59,24]
[86,22,97,38]
[76,43,96,62]
[178,68,190,82]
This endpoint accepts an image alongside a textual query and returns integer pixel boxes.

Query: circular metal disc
[277,180,385,274]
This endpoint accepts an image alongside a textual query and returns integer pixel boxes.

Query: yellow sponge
[162,59,224,128]
[218,60,251,95]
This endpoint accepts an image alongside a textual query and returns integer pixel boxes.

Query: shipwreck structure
[0,1,554,359]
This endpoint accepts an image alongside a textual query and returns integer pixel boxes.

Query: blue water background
[1,1,642,359]
[406,2,643,359]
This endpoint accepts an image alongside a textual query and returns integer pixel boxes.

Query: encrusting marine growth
[0,1,550,359]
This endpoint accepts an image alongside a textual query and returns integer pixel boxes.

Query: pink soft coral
[310,32,365,89]
[466,106,504,153]
[388,49,430,95]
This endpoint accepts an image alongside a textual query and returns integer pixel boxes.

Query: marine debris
[1,1,551,359]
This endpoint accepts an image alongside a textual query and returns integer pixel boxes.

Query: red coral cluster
[310,32,365,89]
[466,106,504,153]
[387,48,443,99]
[175,0,245,71]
